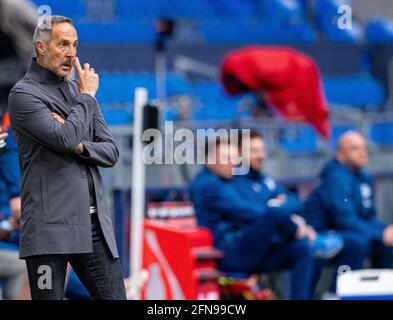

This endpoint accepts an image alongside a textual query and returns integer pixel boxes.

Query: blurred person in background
[303,131,393,297]
[234,130,343,257]
[0,0,37,300]
[0,0,36,232]
[234,130,344,299]
[190,137,315,300]
[0,127,27,300]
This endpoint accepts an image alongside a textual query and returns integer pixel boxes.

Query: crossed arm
[9,90,119,168]
[52,108,119,168]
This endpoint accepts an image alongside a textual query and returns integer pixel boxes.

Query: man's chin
[55,70,70,78]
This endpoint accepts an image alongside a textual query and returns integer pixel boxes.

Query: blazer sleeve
[9,90,96,154]
[79,107,119,168]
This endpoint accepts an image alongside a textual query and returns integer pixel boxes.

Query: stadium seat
[260,0,305,22]
[74,21,155,43]
[330,124,355,148]
[199,20,317,43]
[102,109,133,126]
[278,125,318,153]
[370,123,393,147]
[313,0,364,43]
[115,0,161,19]
[31,0,86,19]
[212,0,257,20]
[323,76,385,108]
[367,19,393,44]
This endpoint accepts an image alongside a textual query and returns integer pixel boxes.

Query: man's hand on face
[73,57,99,98]
[52,113,84,155]
[383,225,393,247]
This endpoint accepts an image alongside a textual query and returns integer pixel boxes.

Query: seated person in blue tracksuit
[233,131,343,261]
[190,137,315,300]
[0,127,22,231]
[302,131,393,295]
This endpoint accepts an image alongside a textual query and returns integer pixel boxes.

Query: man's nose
[66,45,76,57]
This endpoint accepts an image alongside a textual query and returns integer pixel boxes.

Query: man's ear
[36,40,47,56]
[336,150,344,164]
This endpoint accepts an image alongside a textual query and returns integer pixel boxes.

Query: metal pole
[129,87,148,300]
[155,50,167,105]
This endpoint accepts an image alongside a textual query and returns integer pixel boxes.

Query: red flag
[221,46,330,139]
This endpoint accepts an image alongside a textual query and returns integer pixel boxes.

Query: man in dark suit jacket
[8,15,126,300]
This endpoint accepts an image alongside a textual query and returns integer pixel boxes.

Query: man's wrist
[80,91,96,98]
[75,143,84,155]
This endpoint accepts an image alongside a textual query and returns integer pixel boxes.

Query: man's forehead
[52,23,78,40]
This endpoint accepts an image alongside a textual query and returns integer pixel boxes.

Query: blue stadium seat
[330,124,354,148]
[314,0,364,43]
[260,0,305,22]
[159,0,216,19]
[102,109,133,126]
[321,20,364,43]
[367,19,393,44]
[191,82,240,121]
[314,0,350,25]
[370,123,393,147]
[323,76,385,108]
[167,73,193,96]
[97,72,157,105]
[115,0,161,19]
[200,20,317,43]
[31,0,86,19]
[278,125,318,153]
[212,0,257,20]
[74,21,155,43]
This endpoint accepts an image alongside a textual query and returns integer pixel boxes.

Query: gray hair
[33,15,73,57]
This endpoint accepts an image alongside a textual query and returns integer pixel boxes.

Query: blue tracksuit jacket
[302,159,384,241]
[234,169,302,216]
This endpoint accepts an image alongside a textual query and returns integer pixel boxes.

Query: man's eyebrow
[57,38,78,45]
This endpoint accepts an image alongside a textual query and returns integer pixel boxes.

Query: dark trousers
[312,231,369,296]
[25,213,127,300]
[368,239,393,268]
[217,211,313,300]
[258,239,313,300]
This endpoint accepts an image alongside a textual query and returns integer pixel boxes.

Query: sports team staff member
[8,15,126,300]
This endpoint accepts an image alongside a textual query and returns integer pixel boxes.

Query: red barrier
[142,203,222,300]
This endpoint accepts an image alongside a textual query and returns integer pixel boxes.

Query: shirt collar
[27,58,66,84]
[246,168,263,180]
